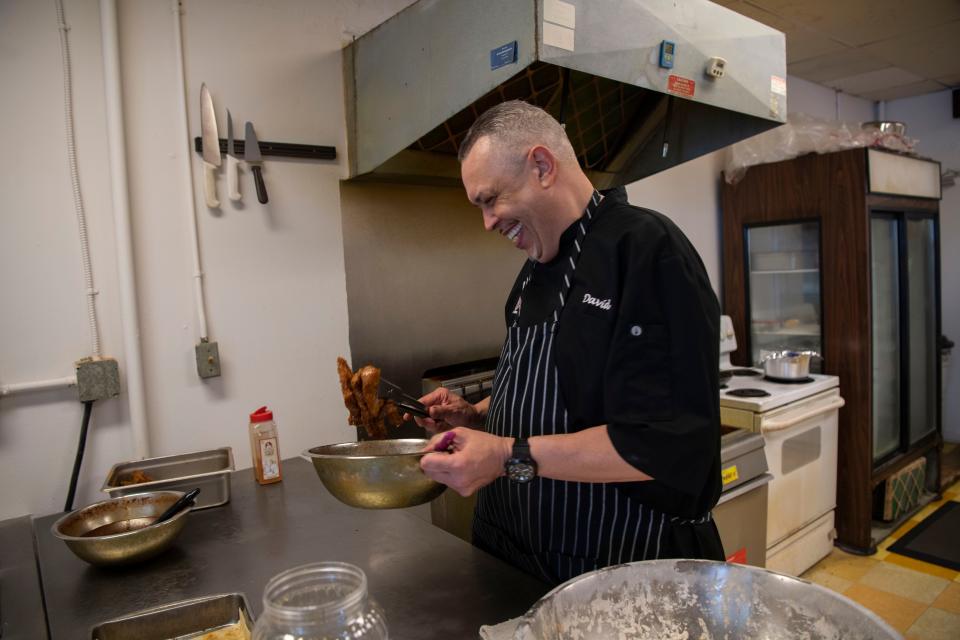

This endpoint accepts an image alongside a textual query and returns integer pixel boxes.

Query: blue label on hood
[490,41,518,70]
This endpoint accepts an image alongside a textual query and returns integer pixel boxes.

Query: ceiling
[714,0,960,101]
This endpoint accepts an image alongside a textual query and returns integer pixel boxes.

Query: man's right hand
[408,387,485,434]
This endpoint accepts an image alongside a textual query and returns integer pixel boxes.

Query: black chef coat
[504,186,722,520]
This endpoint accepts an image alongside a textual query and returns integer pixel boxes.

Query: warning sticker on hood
[771,75,787,96]
[668,75,695,98]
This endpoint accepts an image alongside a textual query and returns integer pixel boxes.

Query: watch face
[507,462,536,483]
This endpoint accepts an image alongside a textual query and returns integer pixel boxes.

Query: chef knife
[226,110,241,202]
[200,83,221,208]
[244,121,268,204]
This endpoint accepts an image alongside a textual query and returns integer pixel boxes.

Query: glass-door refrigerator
[870,211,939,466]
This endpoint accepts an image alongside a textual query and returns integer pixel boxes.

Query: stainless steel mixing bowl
[514,559,900,639]
[303,439,446,509]
[51,491,191,566]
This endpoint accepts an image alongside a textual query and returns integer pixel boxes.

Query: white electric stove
[720,369,839,413]
[718,316,844,576]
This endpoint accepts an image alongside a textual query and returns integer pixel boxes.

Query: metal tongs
[378,377,430,419]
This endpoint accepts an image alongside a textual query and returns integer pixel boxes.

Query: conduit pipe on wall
[171,0,210,341]
[0,376,78,397]
[55,0,102,358]
[99,0,150,458]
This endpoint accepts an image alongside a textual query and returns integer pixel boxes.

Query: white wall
[884,90,960,441]
[0,0,415,520]
[785,75,876,124]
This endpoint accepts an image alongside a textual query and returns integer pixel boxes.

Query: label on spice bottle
[259,437,281,480]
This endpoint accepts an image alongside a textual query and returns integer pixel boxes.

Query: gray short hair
[457,100,577,168]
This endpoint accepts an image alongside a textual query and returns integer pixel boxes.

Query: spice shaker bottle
[249,405,282,485]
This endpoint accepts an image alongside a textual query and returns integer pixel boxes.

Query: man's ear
[529,146,557,187]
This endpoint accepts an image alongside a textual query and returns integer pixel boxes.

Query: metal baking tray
[90,592,254,639]
[101,447,234,510]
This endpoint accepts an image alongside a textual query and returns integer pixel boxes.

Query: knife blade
[200,83,221,208]
[244,122,268,204]
[226,110,241,202]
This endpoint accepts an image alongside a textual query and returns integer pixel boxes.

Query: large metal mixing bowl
[514,559,901,639]
[303,439,446,509]
[51,491,191,566]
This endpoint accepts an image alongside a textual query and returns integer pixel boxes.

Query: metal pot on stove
[759,350,819,381]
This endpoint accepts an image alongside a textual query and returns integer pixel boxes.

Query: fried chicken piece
[357,366,384,418]
[365,414,387,440]
[119,469,152,486]
[337,358,403,439]
[382,401,403,429]
[349,370,372,429]
[337,357,361,426]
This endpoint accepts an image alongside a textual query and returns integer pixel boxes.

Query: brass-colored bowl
[303,439,446,509]
[51,491,191,566]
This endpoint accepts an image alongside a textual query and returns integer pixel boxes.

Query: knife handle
[252,165,268,204]
[203,162,220,208]
[227,155,241,202]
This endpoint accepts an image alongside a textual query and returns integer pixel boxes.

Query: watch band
[512,437,532,460]
[505,437,537,483]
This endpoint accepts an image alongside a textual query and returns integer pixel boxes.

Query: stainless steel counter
[32,458,548,639]
[0,515,49,640]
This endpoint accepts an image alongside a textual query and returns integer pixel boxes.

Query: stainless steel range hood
[343,0,786,188]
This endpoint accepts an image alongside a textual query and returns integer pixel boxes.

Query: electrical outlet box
[705,56,726,79]
[76,357,121,402]
[196,340,221,379]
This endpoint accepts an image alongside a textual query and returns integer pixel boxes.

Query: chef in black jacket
[416,100,724,586]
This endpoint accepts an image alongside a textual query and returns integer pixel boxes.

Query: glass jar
[252,562,388,640]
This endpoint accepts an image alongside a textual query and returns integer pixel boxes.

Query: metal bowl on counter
[760,349,819,381]
[303,439,446,509]
[513,560,900,639]
[51,491,192,566]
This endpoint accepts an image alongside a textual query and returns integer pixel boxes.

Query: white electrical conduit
[98,0,150,458]
[171,0,210,340]
[55,0,101,358]
[1,376,78,397]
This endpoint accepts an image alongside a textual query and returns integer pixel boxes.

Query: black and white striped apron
[472,191,709,585]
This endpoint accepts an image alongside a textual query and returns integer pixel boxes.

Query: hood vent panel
[344,0,786,187]
[408,62,654,176]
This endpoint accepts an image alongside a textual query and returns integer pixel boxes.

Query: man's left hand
[420,427,512,496]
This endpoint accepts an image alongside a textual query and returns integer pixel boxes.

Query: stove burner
[726,388,771,398]
[765,375,815,384]
[719,370,733,383]
[729,368,761,377]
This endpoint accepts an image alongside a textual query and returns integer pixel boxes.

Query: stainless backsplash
[338,181,523,438]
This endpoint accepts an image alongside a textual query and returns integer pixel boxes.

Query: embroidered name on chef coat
[582,293,612,311]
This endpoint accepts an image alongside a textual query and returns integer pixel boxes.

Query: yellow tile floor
[801,480,960,639]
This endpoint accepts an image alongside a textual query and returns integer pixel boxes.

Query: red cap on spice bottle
[250,406,274,422]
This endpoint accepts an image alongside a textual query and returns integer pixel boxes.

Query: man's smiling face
[461,137,553,262]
